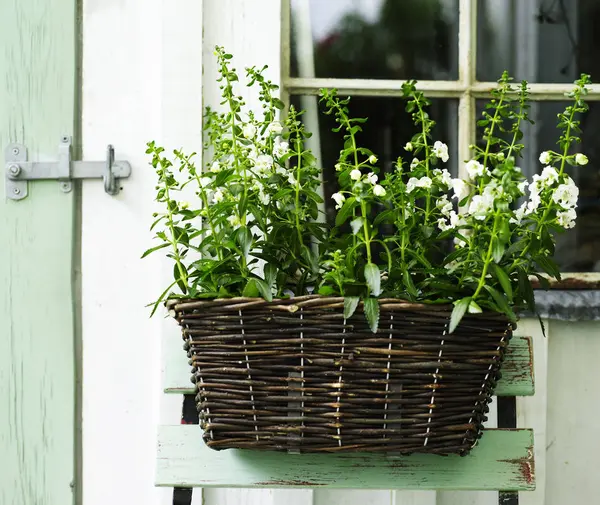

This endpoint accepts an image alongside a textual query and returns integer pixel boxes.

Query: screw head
[8,164,21,177]
[11,147,19,155]
[12,187,20,195]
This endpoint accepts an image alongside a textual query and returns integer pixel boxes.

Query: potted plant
[144,46,590,455]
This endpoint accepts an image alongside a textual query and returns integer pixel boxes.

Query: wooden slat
[496,336,534,396]
[156,425,535,490]
[164,335,534,397]
[0,0,77,503]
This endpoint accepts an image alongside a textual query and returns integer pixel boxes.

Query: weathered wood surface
[164,334,533,397]
[0,0,77,503]
[156,425,535,490]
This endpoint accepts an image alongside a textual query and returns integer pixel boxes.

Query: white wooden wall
[79,1,599,504]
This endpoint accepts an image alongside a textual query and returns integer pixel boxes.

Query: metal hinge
[5,136,132,200]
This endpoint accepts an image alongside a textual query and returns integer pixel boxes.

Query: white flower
[433,168,453,188]
[275,164,287,176]
[539,151,551,165]
[373,184,386,197]
[510,202,528,224]
[410,158,419,169]
[335,163,342,172]
[540,166,559,186]
[242,123,256,139]
[266,121,283,136]
[433,141,449,162]
[404,142,413,152]
[213,189,224,203]
[199,177,211,188]
[255,154,274,174]
[350,169,362,181]
[518,181,529,193]
[367,172,378,185]
[258,191,270,205]
[288,173,296,185]
[437,210,463,231]
[406,176,432,193]
[468,193,495,220]
[436,195,453,216]
[576,153,589,165]
[273,141,289,158]
[227,214,242,227]
[350,217,364,235]
[331,192,345,209]
[557,208,577,229]
[210,161,222,173]
[465,159,489,179]
[527,192,541,214]
[451,178,470,202]
[552,178,579,209]
[368,154,378,164]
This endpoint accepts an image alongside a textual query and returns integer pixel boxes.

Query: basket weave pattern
[168,296,512,455]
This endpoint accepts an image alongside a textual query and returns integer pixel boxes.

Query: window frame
[280,0,600,283]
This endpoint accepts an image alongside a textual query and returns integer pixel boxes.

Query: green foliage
[144,47,592,333]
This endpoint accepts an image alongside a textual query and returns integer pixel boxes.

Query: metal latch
[5,136,132,200]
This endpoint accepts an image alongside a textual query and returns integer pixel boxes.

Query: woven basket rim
[166,295,514,322]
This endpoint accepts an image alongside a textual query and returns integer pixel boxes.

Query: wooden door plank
[156,425,535,490]
[164,335,534,397]
[0,0,77,503]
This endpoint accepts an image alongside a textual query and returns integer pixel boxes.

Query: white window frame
[280,0,600,282]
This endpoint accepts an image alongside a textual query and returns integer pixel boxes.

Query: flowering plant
[144,47,591,333]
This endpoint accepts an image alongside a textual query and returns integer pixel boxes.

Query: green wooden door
[0,0,78,503]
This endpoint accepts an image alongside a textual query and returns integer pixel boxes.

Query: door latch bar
[5,136,132,200]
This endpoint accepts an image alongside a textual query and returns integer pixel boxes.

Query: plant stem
[294,140,304,244]
[163,176,188,292]
[473,212,500,299]
[360,200,372,263]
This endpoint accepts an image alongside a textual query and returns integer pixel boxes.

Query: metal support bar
[5,136,132,200]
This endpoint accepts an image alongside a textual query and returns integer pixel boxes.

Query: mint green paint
[165,335,534,397]
[0,0,77,503]
[156,426,535,490]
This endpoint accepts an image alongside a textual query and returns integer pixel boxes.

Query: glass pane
[290,0,459,80]
[475,100,600,271]
[291,95,458,224]
[478,0,600,83]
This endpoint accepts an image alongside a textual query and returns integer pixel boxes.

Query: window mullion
[458,0,477,177]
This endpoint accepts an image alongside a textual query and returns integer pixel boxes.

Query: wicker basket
[167,295,513,455]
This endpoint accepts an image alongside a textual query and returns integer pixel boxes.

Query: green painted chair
[156,336,535,491]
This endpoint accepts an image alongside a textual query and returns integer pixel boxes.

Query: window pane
[290,0,459,80]
[477,0,599,83]
[291,95,458,223]
[475,100,600,271]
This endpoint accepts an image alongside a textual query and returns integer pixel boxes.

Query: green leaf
[335,197,357,226]
[468,299,483,314]
[364,262,381,296]
[148,280,178,317]
[344,296,360,319]
[236,226,253,258]
[141,242,170,258]
[363,297,380,333]
[242,279,260,298]
[483,285,517,322]
[492,239,505,263]
[254,278,273,302]
[318,285,335,296]
[491,264,513,302]
[350,217,364,235]
[403,270,418,298]
[264,264,277,290]
[449,297,471,334]
[534,255,561,281]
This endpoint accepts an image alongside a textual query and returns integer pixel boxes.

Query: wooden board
[0,0,77,503]
[156,425,535,491]
[164,335,534,397]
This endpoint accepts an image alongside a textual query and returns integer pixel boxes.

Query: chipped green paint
[164,334,534,397]
[0,0,78,504]
[156,425,535,490]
